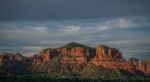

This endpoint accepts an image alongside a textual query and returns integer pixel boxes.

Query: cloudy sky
[0,0,150,60]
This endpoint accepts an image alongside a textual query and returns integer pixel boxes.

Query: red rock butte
[0,42,150,75]
[31,42,150,74]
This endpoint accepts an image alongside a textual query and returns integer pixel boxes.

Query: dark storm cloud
[0,0,150,20]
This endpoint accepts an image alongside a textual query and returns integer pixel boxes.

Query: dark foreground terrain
[0,75,150,82]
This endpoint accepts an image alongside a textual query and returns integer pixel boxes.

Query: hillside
[0,42,150,79]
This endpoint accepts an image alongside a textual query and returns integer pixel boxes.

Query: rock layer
[0,42,150,75]
[129,58,150,74]
[92,45,124,62]
[91,45,135,73]
[0,52,23,62]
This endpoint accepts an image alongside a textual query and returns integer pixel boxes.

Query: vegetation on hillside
[0,75,150,82]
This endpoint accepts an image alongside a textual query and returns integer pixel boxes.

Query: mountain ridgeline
[0,42,150,78]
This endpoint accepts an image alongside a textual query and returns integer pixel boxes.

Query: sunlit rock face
[91,45,136,73]
[57,42,95,63]
[1,42,150,75]
[145,59,150,73]
[36,42,95,64]
[92,45,124,62]
[40,51,50,62]
[32,48,59,64]
[31,43,144,73]
[61,47,89,64]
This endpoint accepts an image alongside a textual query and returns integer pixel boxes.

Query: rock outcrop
[0,52,27,75]
[129,58,150,74]
[34,42,95,64]
[0,52,23,63]
[91,45,135,73]
[0,42,150,75]
[61,47,88,64]
[92,45,124,62]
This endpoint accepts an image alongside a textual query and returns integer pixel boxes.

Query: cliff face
[60,47,87,64]
[59,48,95,64]
[0,52,23,63]
[0,52,27,75]
[0,42,149,75]
[36,42,95,64]
[129,58,150,73]
[91,45,135,73]
[92,45,124,62]
[29,42,150,74]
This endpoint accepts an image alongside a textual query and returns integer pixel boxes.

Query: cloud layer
[0,0,150,60]
[0,17,150,60]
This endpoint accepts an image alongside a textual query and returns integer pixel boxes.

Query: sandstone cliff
[0,52,27,75]
[91,45,135,73]
[34,42,95,64]
[0,52,23,63]
[129,58,150,74]
[0,42,149,76]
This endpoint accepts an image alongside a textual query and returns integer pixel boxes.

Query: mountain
[0,42,150,78]
[60,42,94,49]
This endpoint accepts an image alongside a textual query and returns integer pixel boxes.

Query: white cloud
[106,18,138,28]
[106,39,150,45]
[96,18,150,31]
[63,26,81,33]
[97,26,110,31]
[0,24,49,39]
[0,17,149,40]
[21,46,45,50]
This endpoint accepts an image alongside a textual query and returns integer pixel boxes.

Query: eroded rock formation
[0,52,23,63]
[91,45,135,73]
[0,42,149,75]
[36,42,95,64]
[129,58,150,74]
[91,45,124,62]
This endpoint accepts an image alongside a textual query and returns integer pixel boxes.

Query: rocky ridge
[0,42,150,76]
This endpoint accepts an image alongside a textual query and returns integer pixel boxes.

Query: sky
[0,0,150,60]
